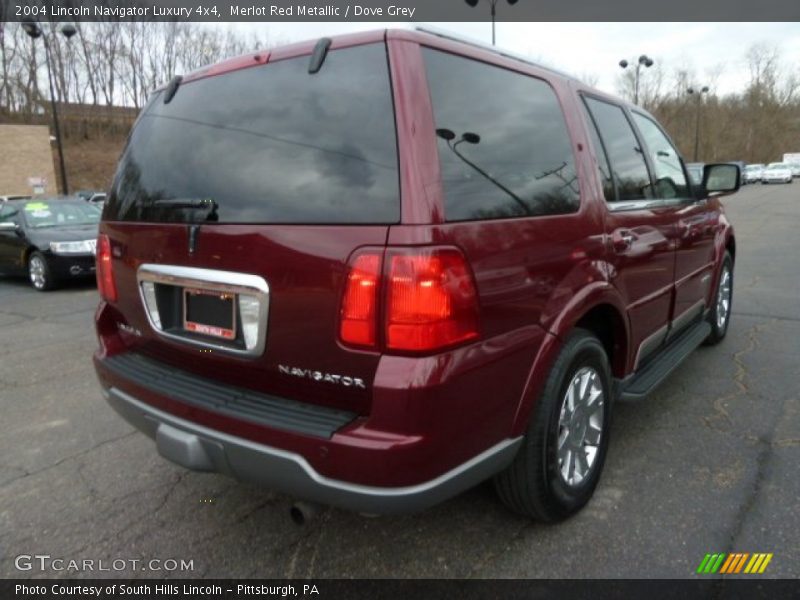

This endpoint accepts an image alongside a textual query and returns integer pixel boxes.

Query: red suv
[93,29,738,521]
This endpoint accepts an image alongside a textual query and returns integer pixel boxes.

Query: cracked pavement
[0,183,797,579]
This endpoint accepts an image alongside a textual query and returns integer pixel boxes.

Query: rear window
[423,48,580,222]
[104,43,399,224]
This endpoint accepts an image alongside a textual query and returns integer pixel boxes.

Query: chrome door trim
[633,323,668,371]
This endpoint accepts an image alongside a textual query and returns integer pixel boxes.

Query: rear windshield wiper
[152,198,219,222]
[152,198,217,210]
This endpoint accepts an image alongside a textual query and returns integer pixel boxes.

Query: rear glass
[104,43,399,224]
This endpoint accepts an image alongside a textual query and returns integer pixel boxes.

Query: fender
[510,281,629,436]
[708,211,735,306]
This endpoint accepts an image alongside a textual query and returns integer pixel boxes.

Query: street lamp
[21,19,77,195]
[687,86,710,162]
[464,0,519,46]
[619,54,654,105]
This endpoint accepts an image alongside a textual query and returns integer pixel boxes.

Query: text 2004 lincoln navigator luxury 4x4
[93,29,738,521]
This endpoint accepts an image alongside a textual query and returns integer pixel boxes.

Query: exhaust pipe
[289,501,321,526]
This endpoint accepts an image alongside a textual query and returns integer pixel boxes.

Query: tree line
[0,21,273,113]
[617,43,800,164]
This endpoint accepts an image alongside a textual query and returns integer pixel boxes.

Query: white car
[743,164,764,184]
[761,163,793,184]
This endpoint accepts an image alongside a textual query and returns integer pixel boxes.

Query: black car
[0,198,100,290]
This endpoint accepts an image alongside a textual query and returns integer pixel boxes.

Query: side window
[581,100,616,203]
[632,113,689,199]
[0,206,18,222]
[423,48,580,221]
[584,97,653,202]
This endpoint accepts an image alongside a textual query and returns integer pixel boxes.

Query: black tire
[28,251,56,291]
[494,329,612,522]
[704,251,733,345]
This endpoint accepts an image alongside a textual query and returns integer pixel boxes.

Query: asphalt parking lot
[1,183,798,579]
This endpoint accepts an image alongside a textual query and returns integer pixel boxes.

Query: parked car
[0,197,100,290]
[743,164,764,184]
[686,162,705,185]
[75,189,103,201]
[93,29,738,522]
[761,162,793,184]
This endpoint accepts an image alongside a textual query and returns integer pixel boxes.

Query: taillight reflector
[96,234,117,302]
[340,253,380,347]
[386,249,479,352]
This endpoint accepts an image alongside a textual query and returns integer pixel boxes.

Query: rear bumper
[102,384,521,514]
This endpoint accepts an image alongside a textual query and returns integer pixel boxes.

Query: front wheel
[28,251,56,291]
[704,251,733,345]
[494,329,612,522]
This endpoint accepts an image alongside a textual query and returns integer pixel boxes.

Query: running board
[617,320,711,402]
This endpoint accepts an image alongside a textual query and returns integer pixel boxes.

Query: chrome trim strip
[137,264,270,358]
[608,197,690,212]
[670,299,706,336]
[633,323,668,371]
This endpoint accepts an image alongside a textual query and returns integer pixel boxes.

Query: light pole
[21,19,77,195]
[619,54,654,105]
[464,0,519,46]
[687,86,709,162]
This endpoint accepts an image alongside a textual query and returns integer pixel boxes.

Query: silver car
[743,164,764,184]
[762,163,793,184]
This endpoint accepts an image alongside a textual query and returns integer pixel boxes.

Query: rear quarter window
[105,43,399,224]
[422,48,580,222]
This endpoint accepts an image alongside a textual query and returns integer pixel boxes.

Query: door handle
[612,230,635,252]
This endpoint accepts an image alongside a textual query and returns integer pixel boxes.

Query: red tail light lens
[96,234,117,302]
[386,249,479,352]
[340,253,381,347]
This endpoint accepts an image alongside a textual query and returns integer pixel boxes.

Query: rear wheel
[494,329,612,522]
[28,251,56,291]
[704,251,733,345]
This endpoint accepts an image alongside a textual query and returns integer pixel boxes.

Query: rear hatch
[101,40,399,415]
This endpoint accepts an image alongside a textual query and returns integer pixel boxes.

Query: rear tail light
[386,249,479,352]
[340,253,381,347]
[96,234,117,302]
[339,248,480,353]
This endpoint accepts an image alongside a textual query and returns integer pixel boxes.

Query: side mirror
[702,163,740,197]
[0,221,18,232]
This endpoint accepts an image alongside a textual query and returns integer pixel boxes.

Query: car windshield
[21,200,101,228]
[767,163,788,170]
[745,165,762,171]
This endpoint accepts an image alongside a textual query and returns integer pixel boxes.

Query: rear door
[101,41,399,415]
[581,96,679,370]
[0,204,26,272]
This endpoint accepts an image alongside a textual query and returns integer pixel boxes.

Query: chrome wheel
[716,266,732,330]
[29,255,47,290]
[557,366,604,487]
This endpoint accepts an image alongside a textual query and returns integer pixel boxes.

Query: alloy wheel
[29,255,46,290]
[716,266,732,330]
[556,366,604,487]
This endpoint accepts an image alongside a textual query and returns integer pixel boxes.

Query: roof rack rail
[413,25,578,83]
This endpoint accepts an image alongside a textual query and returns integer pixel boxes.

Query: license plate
[183,288,236,340]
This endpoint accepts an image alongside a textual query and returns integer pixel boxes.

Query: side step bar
[617,320,711,402]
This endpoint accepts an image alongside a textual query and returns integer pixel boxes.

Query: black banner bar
[3,579,800,600]
[2,0,800,22]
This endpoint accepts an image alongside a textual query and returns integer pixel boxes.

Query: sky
[227,22,800,97]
